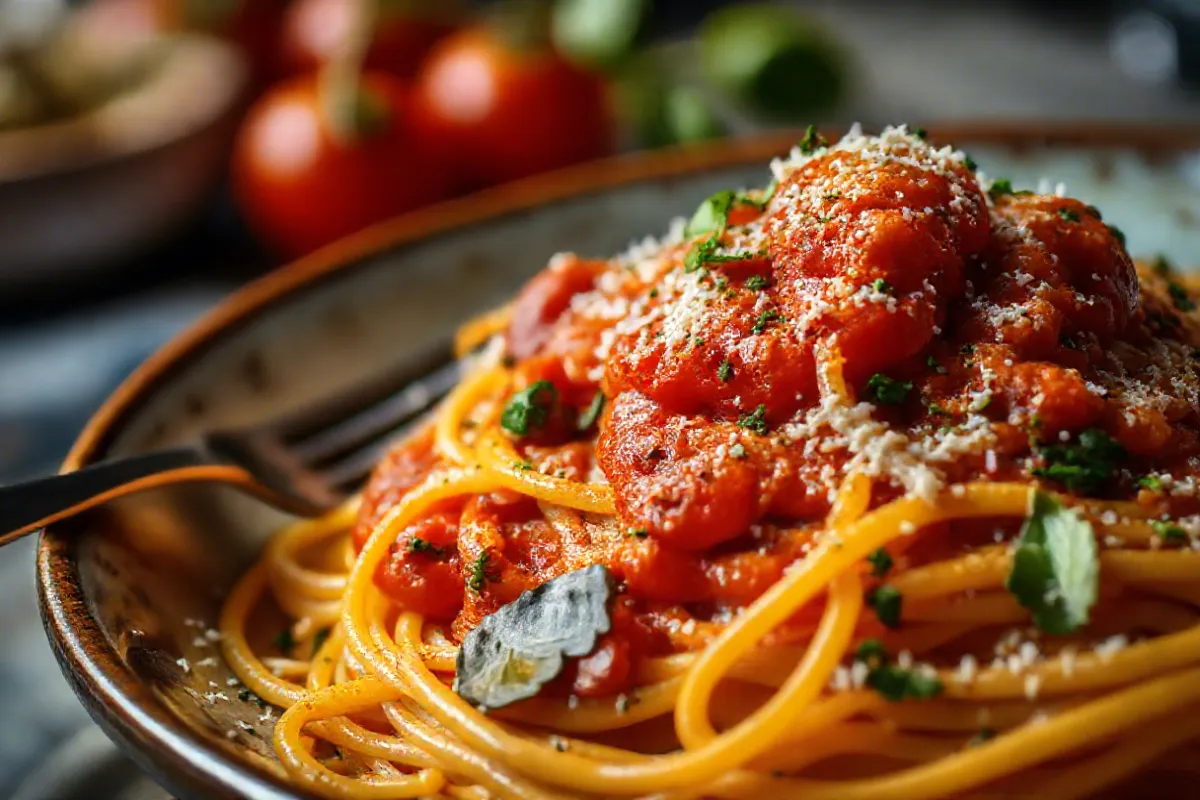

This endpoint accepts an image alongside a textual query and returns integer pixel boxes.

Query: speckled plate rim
[37,123,1200,800]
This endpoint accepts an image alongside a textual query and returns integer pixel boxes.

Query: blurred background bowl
[0,32,245,288]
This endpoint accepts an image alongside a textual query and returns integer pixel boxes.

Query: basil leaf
[1032,428,1125,495]
[578,391,605,431]
[455,565,616,710]
[500,381,558,437]
[685,190,736,237]
[1005,491,1098,635]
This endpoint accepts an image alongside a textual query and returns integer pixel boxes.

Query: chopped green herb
[871,278,894,295]
[913,126,928,140]
[1107,224,1127,247]
[578,391,605,431]
[1151,519,1188,545]
[500,381,558,437]
[237,688,253,702]
[867,548,894,578]
[693,335,705,347]
[855,638,888,667]
[1168,282,1196,312]
[729,443,747,459]
[928,401,949,416]
[717,359,734,382]
[868,664,943,702]
[1005,491,1099,635]
[312,626,331,656]
[1153,255,1173,276]
[969,728,997,747]
[1032,428,1126,495]
[684,190,736,237]
[468,552,493,593]
[648,288,659,298]
[736,404,769,435]
[734,184,775,212]
[926,355,947,375]
[868,584,903,628]
[1057,207,1080,223]
[1138,474,1164,492]
[963,153,978,172]
[407,536,445,556]
[751,309,782,334]
[615,694,636,713]
[1084,204,1102,219]
[744,274,770,291]
[960,343,975,356]
[272,628,295,655]
[866,373,913,405]
[797,124,827,155]
[515,460,534,471]
[987,178,1014,201]
[624,527,649,539]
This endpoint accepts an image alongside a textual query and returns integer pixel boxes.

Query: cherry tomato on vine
[281,0,460,80]
[413,26,613,189]
[232,72,451,257]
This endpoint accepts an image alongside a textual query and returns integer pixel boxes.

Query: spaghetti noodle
[221,125,1200,798]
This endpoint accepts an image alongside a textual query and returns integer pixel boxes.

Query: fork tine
[316,415,431,492]
[269,340,455,444]
[289,357,463,465]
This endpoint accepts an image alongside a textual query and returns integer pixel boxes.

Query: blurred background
[1,0,1199,796]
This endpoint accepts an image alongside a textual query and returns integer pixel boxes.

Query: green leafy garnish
[987,178,1014,201]
[685,189,736,237]
[455,565,616,710]
[912,126,928,140]
[1084,204,1102,219]
[578,391,605,431]
[866,373,913,405]
[926,355,947,375]
[1151,519,1188,545]
[1153,255,1173,276]
[1168,282,1196,312]
[751,309,782,334]
[408,536,446,556]
[1138,474,1164,492]
[870,278,893,294]
[854,640,942,702]
[1005,491,1098,635]
[717,359,734,382]
[1107,224,1126,247]
[500,381,558,437]
[1032,428,1126,495]
[624,527,649,539]
[798,124,827,155]
[272,628,295,655]
[1057,207,1080,223]
[468,552,494,593]
[963,153,978,171]
[737,404,769,435]
[869,584,903,628]
[745,274,770,291]
[867,548,894,577]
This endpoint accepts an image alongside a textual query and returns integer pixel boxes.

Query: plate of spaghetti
[39,124,1200,800]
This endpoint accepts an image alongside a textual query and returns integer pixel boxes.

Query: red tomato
[232,72,451,257]
[281,0,459,80]
[413,27,613,188]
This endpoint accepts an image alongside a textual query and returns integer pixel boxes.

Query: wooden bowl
[36,125,1200,798]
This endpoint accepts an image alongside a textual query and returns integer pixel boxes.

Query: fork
[0,342,463,548]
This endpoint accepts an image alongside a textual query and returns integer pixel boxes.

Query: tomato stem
[320,0,378,143]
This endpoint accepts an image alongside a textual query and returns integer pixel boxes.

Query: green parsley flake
[500,381,558,437]
[797,124,827,155]
[624,527,649,539]
[408,536,445,556]
[1151,519,1188,545]
[853,640,942,702]
[871,278,893,295]
[1107,224,1127,247]
[751,309,782,334]
[745,275,770,291]
[1084,205,1102,220]
[272,628,295,655]
[866,373,913,405]
[1032,428,1126,495]
[987,178,1014,202]
[1153,255,1173,276]
[737,404,769,435]
[963,153,978,171]
[468,552,492,593]
[926,355,947,375]
[1057,207,1080,223]
[867,548,894,577]
[717,359,734,382]
[868,585,903,628]
[1138,474,1164,492]
[578,391,605,431]
[1005,491,1099,635]
[1168,282,1196,312]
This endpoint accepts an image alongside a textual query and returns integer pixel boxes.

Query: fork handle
[0,446,241,548]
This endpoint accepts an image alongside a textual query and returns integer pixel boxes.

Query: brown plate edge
[37,122,1200,800]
